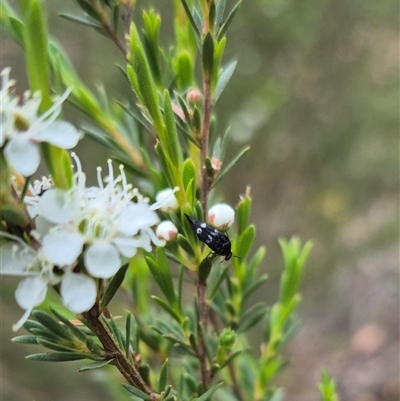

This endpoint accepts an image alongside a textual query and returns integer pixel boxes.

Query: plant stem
[200,76,212,218]
[82,304,158,400]
[197,280,209,393]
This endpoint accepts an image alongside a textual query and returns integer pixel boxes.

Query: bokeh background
[1,0,398,400]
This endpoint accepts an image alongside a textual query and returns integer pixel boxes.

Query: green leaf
[318,370,340,401]
[219,349,242,369]
[158,358,169,393]
[213,146,250,187]
[214,60,237,103]
[142,9,161,85]
[78,359,113,372]
[100,263,129,310]
[236,189,252,235]
[215,0,226,29]
[237,303,268,333]
[9,16,26,44]
[208,264,230,301]
[58,13,101,29]
[202,32,214,80]
[129,24,163,134]
[182,158,197,191]
[195,382,224,401]
[12,335,38,344]
[217,1,242,40]
[243,273,268,301]
[122,384,151,400]
[152,296,182,323]
[49,307,87,343]
[163,89,182,167]
[177,233,195,257]
[212,125,230,164]
[212,37,226,90]
[32,310,75,341]
[179,0,201,38]
[41,144,73,190]
[26,352,92,362]
[145,248,177,308]
[176,50,194,89]
[236,225,256,261]
[24,0,51,109]
[155,141,175,189]
[36,338,79,353]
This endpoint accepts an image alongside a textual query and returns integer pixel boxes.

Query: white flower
[30,154,178,279]
[156,221,178,241]
[208,203,235,229]
[0,233,96,331]
[155,187,179,212]
[0,67,82,176]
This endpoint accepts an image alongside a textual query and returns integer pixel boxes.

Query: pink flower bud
[186,89,203,104]
[156,221,178,241]
[208,203,235,229]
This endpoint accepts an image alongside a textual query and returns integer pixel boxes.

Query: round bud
[186,89,203,104]
[208,203,235,229]
[156,221,178,241]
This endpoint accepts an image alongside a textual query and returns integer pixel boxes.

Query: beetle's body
[185,214,233,261]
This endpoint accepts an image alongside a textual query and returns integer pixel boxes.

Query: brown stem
[88,0,128,57]
[197,280,209,393]
[82,304,158,400]
[200,76,212,218]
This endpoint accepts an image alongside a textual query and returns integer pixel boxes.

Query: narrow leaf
[179,0,201,37]
[100,263,129,309]
[158,358,169,393]
[214,60,237,103]
[196,382,224,401]
[213,146,250,187]
[78,359,113,372]
[152,296,182,323]
[217,1,242,40]
[50,307,87,343]
[32,310,74,341]
[202,33,214,79]
[122,384,151,400]
[26,352,92,362]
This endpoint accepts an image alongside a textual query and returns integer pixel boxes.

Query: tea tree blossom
[0,67,82,176]
[0,233,96,331]
[28,154,179,279]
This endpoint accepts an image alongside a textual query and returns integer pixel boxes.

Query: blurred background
[1,0,398,400]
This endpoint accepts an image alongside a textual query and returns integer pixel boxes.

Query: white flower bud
[208,203,235,229]
[156,188,179,212]
[156,221,178,241]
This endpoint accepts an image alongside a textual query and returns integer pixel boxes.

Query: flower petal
[42,230,83,266]
[84,242,121,279]
[37,121,82,149]
[60,273,96,313]
[0,242,37,276]
[13,277,48,331]
[4,135,40,176]
[38,189,79,224]
[117,203,159,236]
[112,236,139,258]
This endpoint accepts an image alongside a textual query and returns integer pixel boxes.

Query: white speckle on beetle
[200,223,206,228]
[208,235,212,240]
[197,228,202,234]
